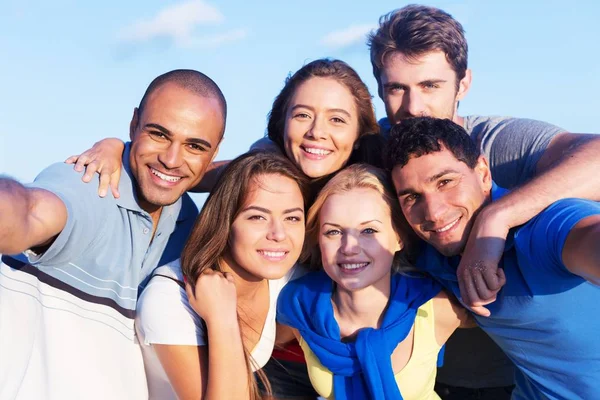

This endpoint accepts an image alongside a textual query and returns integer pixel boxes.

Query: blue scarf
[277,270,441,400]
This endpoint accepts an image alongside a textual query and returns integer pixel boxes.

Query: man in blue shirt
[0,69,226,399]
[387,117,600,400]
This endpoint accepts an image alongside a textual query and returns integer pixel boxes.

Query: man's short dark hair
[385,117,480,170]
[138,69,227,130]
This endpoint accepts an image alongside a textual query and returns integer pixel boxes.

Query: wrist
[478,201,514,232]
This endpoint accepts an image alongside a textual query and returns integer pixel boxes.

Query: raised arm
[562,214,600,285]
[0,177,67,254]
[458,131,600,315]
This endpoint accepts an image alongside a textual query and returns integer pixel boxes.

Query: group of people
[1,4,599,400]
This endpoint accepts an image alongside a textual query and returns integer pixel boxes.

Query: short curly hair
[384,117,479,171]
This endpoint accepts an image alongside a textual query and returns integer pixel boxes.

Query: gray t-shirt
[437,115,564,388]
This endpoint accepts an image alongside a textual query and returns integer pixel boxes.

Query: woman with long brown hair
[135,150,308,400]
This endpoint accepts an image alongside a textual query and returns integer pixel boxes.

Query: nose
[340,232,360,256]
[158,143,184,169]
[421,193,447,224]
[266,219,286,242]
[401,90,427,118]
[305,116,327,141]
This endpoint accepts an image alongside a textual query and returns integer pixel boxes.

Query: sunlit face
[283,77,360,178]
[227,174,305,280]
[319,188,401,292]
[378,51,471,125]
[391,146,491,256]
[129,82,224,212]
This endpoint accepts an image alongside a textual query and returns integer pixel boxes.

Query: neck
[453,114,465,127]
[332,272,391,330]
[221,254,266,302]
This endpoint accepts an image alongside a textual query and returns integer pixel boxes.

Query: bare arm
[458,133,600,315]
[562,215,600,285]
[0,177,67,254]
[433,291,476,346]
[192,160,230,193]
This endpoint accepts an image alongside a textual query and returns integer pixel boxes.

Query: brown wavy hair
[266,58,383,170]
[180,150,309,400]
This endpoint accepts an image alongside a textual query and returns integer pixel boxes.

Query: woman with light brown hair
[135,150,308,400]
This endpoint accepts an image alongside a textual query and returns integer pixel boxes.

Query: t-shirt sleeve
[24,162,116,266]
[472,117,565,188]
[249,137,281,152]
[136,266,207,346]
[514,199,600,275]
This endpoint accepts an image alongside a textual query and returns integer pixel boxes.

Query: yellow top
[299,299,441,400]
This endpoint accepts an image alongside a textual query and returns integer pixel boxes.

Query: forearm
[0,177,65,254]
[204,318,250,400]
[489,135,600,229]
[192,160,230,193]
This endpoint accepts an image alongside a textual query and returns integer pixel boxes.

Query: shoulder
[519,198,600,238]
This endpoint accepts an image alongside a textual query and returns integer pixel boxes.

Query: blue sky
[2,0,598,204]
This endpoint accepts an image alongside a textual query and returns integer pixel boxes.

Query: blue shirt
[416,183,600,400]
[4,142,197,323]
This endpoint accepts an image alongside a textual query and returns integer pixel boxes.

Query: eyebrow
[383,78,447,88]
[290,104,352,119]
[396,169,460,197]
[145,123,213,149]
[322,219,383,228]
[242,206,304,214]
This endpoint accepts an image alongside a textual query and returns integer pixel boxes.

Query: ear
[456,69,472,101]
[129,107,140,141]
[209,138,223,164]
[474,155,492,193]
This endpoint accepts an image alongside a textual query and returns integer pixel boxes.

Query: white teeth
[151,168,182,182]
[260,251,286,258]
[435,218,460,233]
[339,263,369,270]
[304,147,332,156]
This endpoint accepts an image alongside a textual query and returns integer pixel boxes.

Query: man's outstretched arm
[0,177,67,254]
[459,133,600,315]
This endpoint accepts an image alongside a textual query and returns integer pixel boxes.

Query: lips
[149,167,183,183]
[257,250,288,261]
[300,145,332,159]
[338,261,370,274]
[427,217,461,234]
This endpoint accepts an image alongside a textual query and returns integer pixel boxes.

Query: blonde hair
[302,164,418,272]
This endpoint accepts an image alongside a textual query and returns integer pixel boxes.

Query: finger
[74,154,91,172]
[223,272,235,283]
[65,155,79,164]
[109,170,121,199]
[470,304,491,317]
[98,171,111,198]
[461,275,480,309]
[82,160,101,183]
[473,271,497,306]
[497,268,506,287]
[481,265,503,292]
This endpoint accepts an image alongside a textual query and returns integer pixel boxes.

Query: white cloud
[320,24,377,49]
[118,0,245,48]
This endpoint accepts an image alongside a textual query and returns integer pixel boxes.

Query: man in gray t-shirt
[370,5,600,399]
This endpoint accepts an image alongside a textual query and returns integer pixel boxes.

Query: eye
[403,193,420,204]
[285,215,303,223]
[439,179,452,187]
[362,228,378,234]
[187,143,207,152]
[330,117,346,124]
[293,113,311,120]
[248,215,266,221]
[149,131,167,140]
[422,82,440,90]
[324,229,341,236]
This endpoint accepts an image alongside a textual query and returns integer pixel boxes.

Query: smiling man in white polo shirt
[0,69,225,399]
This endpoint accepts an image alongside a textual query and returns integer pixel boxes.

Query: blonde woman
[277,164,473,400]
